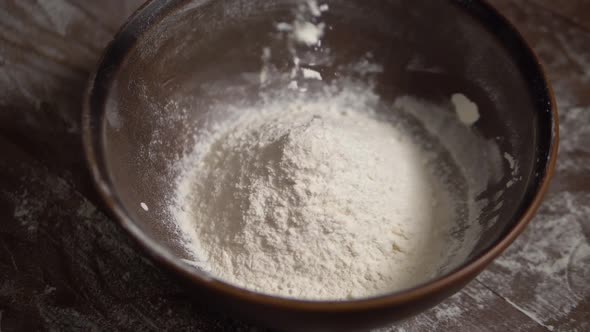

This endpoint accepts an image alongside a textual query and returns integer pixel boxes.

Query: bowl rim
[82,0,559,312]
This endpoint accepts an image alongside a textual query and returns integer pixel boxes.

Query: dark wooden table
[0,1,588,331]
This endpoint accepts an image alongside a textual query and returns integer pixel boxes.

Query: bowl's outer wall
[84,0,556,330]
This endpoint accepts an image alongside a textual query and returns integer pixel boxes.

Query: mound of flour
[173,90,457,300]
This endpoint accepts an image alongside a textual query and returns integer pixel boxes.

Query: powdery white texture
[270,0,329,90]
[293,21,324,46]
[503,152,517,175]
[301,68,322,80]
[451,93,480,126]
[174,91,456,300]
[275,22,293,32]
[292,1,326,46]
[306,0,322,17]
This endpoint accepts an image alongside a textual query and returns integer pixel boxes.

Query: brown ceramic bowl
[83,0,558,330]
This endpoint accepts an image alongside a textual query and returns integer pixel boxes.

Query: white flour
[174,89,458,300]
[451,93,480,126]
[167,0,504,301]
[293,21,324,46]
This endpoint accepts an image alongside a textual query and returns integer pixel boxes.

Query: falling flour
[451,93,480,126]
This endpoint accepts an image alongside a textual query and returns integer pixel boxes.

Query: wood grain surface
[0,0,588,331]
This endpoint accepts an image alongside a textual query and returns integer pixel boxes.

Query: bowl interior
[90,0,554,298]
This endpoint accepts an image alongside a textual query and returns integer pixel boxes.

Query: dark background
[0,0,589,330]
